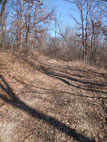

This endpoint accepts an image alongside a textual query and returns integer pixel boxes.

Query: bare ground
[0,51,107,142]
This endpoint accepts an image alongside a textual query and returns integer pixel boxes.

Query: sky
[50,0,73,25]
[47,0,78,36]
[6,0,78,36]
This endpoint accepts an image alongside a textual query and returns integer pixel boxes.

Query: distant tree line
[0,0,107,67]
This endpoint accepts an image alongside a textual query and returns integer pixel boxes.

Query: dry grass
[0,50,107,142]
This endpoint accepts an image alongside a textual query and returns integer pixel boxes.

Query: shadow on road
[0,75,95,142]
[39,65,107,96]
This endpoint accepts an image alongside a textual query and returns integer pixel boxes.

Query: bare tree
[10,0,53,54]
[65,0,107,63]
[0,0,8,25]
[0,0,8,51]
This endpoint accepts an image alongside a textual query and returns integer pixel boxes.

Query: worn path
[0,52,107,142]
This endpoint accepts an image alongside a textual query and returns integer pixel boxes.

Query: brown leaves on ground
[0,51,107,142]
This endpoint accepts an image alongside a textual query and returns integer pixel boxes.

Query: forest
[0,0,107,66]
[0,1,107,142]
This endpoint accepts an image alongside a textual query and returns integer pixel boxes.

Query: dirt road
[0,52,107,142]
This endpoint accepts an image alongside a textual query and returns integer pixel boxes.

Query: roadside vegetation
[0,0,107,142]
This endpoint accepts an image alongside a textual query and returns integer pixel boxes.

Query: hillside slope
[0,51,107,142]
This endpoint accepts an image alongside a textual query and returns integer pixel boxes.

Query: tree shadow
[53,66,107,80]
[23,56,107,82]
[33,87,107,100]
[0,75,95,142]
[14,77,107,100]
[23,55,107,90]
[39,66,107,95]
[66,66,107,78]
